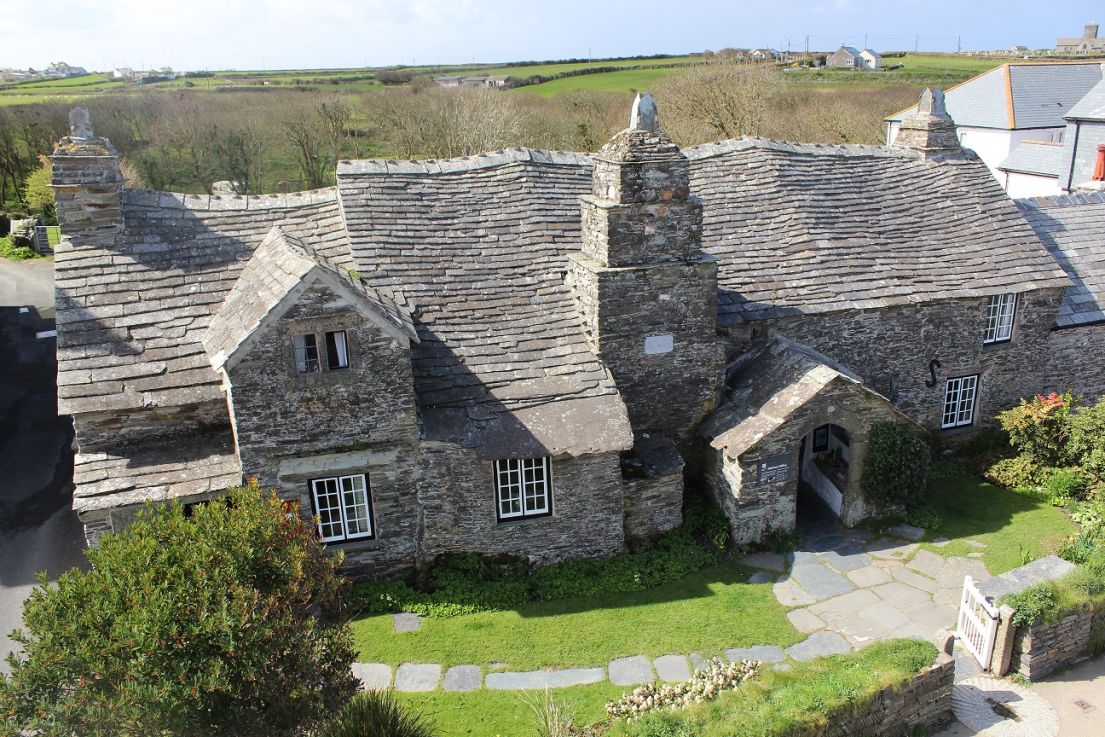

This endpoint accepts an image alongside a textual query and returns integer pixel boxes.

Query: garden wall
[820,653,954,737]
[1010,607,1105,680]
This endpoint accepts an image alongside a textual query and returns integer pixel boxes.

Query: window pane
[312,478,344,541]
[295,334,320,373]
[942,378,961,429]
[326,330,349,370]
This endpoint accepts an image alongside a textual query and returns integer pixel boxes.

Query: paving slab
[810,588,881,618]
[891,566,942,594]
[909,602,958,633]
[486,667,605,690]
[932,536,951,547]
[846,564,892,587]
[653,654,691,682]
[773,577,817,607]
[808,533,848,552]
[394,663,441,692]
[742,551,786,572]
[789,561,855,600]
[787,608,826,633]
[393,612,423,633]
[819,549,872,572]
[785,631,852,661]
[689,652,708,671]
[905,548,948,577]
[964,539,987,548]
[790,550,822,568]
[351,662,392,690]
[871,581,932,608]
[747,571,774,584]
[442,665,481,692]
[609,655,653,685]
[888,523,926,542]
[726,645,785,663]
[866,538,919,560]
[951,675,1059,736]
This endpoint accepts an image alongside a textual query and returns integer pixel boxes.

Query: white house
[886,62,1105,184]
[859,49,881,69]
[827,46,881,70]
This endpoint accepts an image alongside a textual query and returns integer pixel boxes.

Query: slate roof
[998,140,1066,176]
[887,62,1105,129]
[1017,190,1105,328]
[685,137,1070,324]
[698,337,910,457]
[336,149,632,458]
[202,226,415,372]
[1066,78,1105,121]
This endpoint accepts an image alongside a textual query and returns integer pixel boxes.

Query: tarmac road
[0,258,87,674]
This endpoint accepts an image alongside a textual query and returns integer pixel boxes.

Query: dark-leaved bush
[0,482,358,737]
[323,689,437,737]
[860,422,931,506]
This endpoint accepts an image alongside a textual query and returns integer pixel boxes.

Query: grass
[351,559,799,670]
[919,467,1078,573]
[608,639,938,737]
[398,681,624,737]
[515,67,684,96]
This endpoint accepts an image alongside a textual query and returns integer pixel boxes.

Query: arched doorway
[796,423,851,528]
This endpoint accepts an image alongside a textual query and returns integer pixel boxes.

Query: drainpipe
[1064,121,1082,191]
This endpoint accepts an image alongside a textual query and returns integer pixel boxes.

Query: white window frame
[494,457,552,521]
[983,294,1016,345]
[325,330,350,370]
[293,333,321,373]
[942,375,979,429]
[310,473,374,542]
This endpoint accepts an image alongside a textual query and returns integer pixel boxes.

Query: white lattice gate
[957,575,999,670]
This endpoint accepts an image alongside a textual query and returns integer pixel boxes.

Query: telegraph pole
[914,34,919,53]
[864,33,868,49]
[957,35,962,53]
[805,34,809,55]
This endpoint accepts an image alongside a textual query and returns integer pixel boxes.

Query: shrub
[1044,467,1089,502]
[905,503,942,530]
[997,392,1076,466]
[519,689,576,737]
[606,658,759,722]
[984,454,1046,490]
[0,483,357,737]
[860,423,931,506]
[0,235,38,261]
[323,689,437,737]
[1003,585,1058,628]
[1070,397,1105,479]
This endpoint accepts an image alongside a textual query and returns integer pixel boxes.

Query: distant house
[112,68,133,80]
[1011,45,1029,54]
[1056,22,1105,53]
[827,46,880,70]
[750,48,780,61]
[433,75,513,89]
[886,62,1105,185]
[433,76,462,88]
[44,62,87,78]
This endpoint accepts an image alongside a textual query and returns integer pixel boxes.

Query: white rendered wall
[1002,171,1064,199]
[885,124,1065,184]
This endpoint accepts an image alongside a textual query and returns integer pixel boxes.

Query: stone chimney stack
[51,107,124,242]
[893,88,961,156]
[567,93,724,440]
[1085,22,1099,40]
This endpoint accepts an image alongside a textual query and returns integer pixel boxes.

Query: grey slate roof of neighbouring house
[1066,78,1105,121]
[1017,191,1105,328]
[886,62,1105,129]
[998,140,1067,176]
[685,138,1070,324]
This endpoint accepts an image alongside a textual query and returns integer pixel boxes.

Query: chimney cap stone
[629,93,660,132]
[69,106,94,139]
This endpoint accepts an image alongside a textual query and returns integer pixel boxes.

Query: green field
[515,66,685,96]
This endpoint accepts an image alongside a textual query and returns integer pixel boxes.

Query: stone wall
[725,289,1067,432]
[1010,607,1105,680]
[1046,324,1105,403]
[820,653,954,737]
[75,400,229,450]
[418,443,626,564]
[622,437,685,541]
[229,282,423,577]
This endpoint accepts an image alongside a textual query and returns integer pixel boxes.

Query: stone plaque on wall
[644,334,674,355]
[757,453,792,484]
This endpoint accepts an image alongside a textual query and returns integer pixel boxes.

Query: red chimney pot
[1094,144,1105,182]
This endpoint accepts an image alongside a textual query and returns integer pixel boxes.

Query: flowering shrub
[997,392,1076,466]
[605,658,759,722]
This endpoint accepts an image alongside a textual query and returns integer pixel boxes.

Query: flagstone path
[351,516,990,692]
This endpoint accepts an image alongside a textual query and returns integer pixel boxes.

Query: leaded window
[310,473,373,542]
[942,375,978,429]
[494,457,552,521]
[984,294,1016,344]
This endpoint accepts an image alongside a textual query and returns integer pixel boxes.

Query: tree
[655,61,788,144]
[283,97,352,189]
[0,483,358,737]
[22,156,55,224]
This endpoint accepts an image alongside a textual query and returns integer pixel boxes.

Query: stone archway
[794,409,870,529]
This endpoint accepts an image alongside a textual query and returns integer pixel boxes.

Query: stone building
[52,91,1093,571]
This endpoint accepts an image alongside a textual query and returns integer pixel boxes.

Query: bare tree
[655,62,789,144]
[370,86,522,159]
[282,98,351,189]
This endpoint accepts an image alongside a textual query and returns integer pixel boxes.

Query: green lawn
[920,470,1078,573]
[352,560,799,670]
[398,681,623,737]
[515,67,684,96]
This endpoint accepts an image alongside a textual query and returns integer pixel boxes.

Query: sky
[4,0,1104,71]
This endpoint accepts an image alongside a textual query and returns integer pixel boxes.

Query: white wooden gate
[957,575,999,670]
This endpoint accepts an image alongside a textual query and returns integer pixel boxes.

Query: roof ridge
[1017,190,1105,208]
[121,187,338,212]
[337,147,592,176]
[683,136,911,161]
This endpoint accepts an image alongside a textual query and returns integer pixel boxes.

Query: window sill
[940,424,977,437]
[981,339,1014,352]
[496,513,555,529]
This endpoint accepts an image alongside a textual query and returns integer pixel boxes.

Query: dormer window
[293,334,321,373]
[983,294,1016,344]
[325,330,349,370]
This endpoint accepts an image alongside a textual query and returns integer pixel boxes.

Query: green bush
[323,690,437,737]
[0,483,357,737]
[997,392,1076,466]
[860,423,931,506]
[0,235,38,261]
[1002,585,1058,628]
[905,503,942,530]
[984,454,1046,490]
[1070,398,1105,479]
[1044,467,1089,502]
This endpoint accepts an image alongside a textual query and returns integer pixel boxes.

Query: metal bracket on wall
[925,359,942,388]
